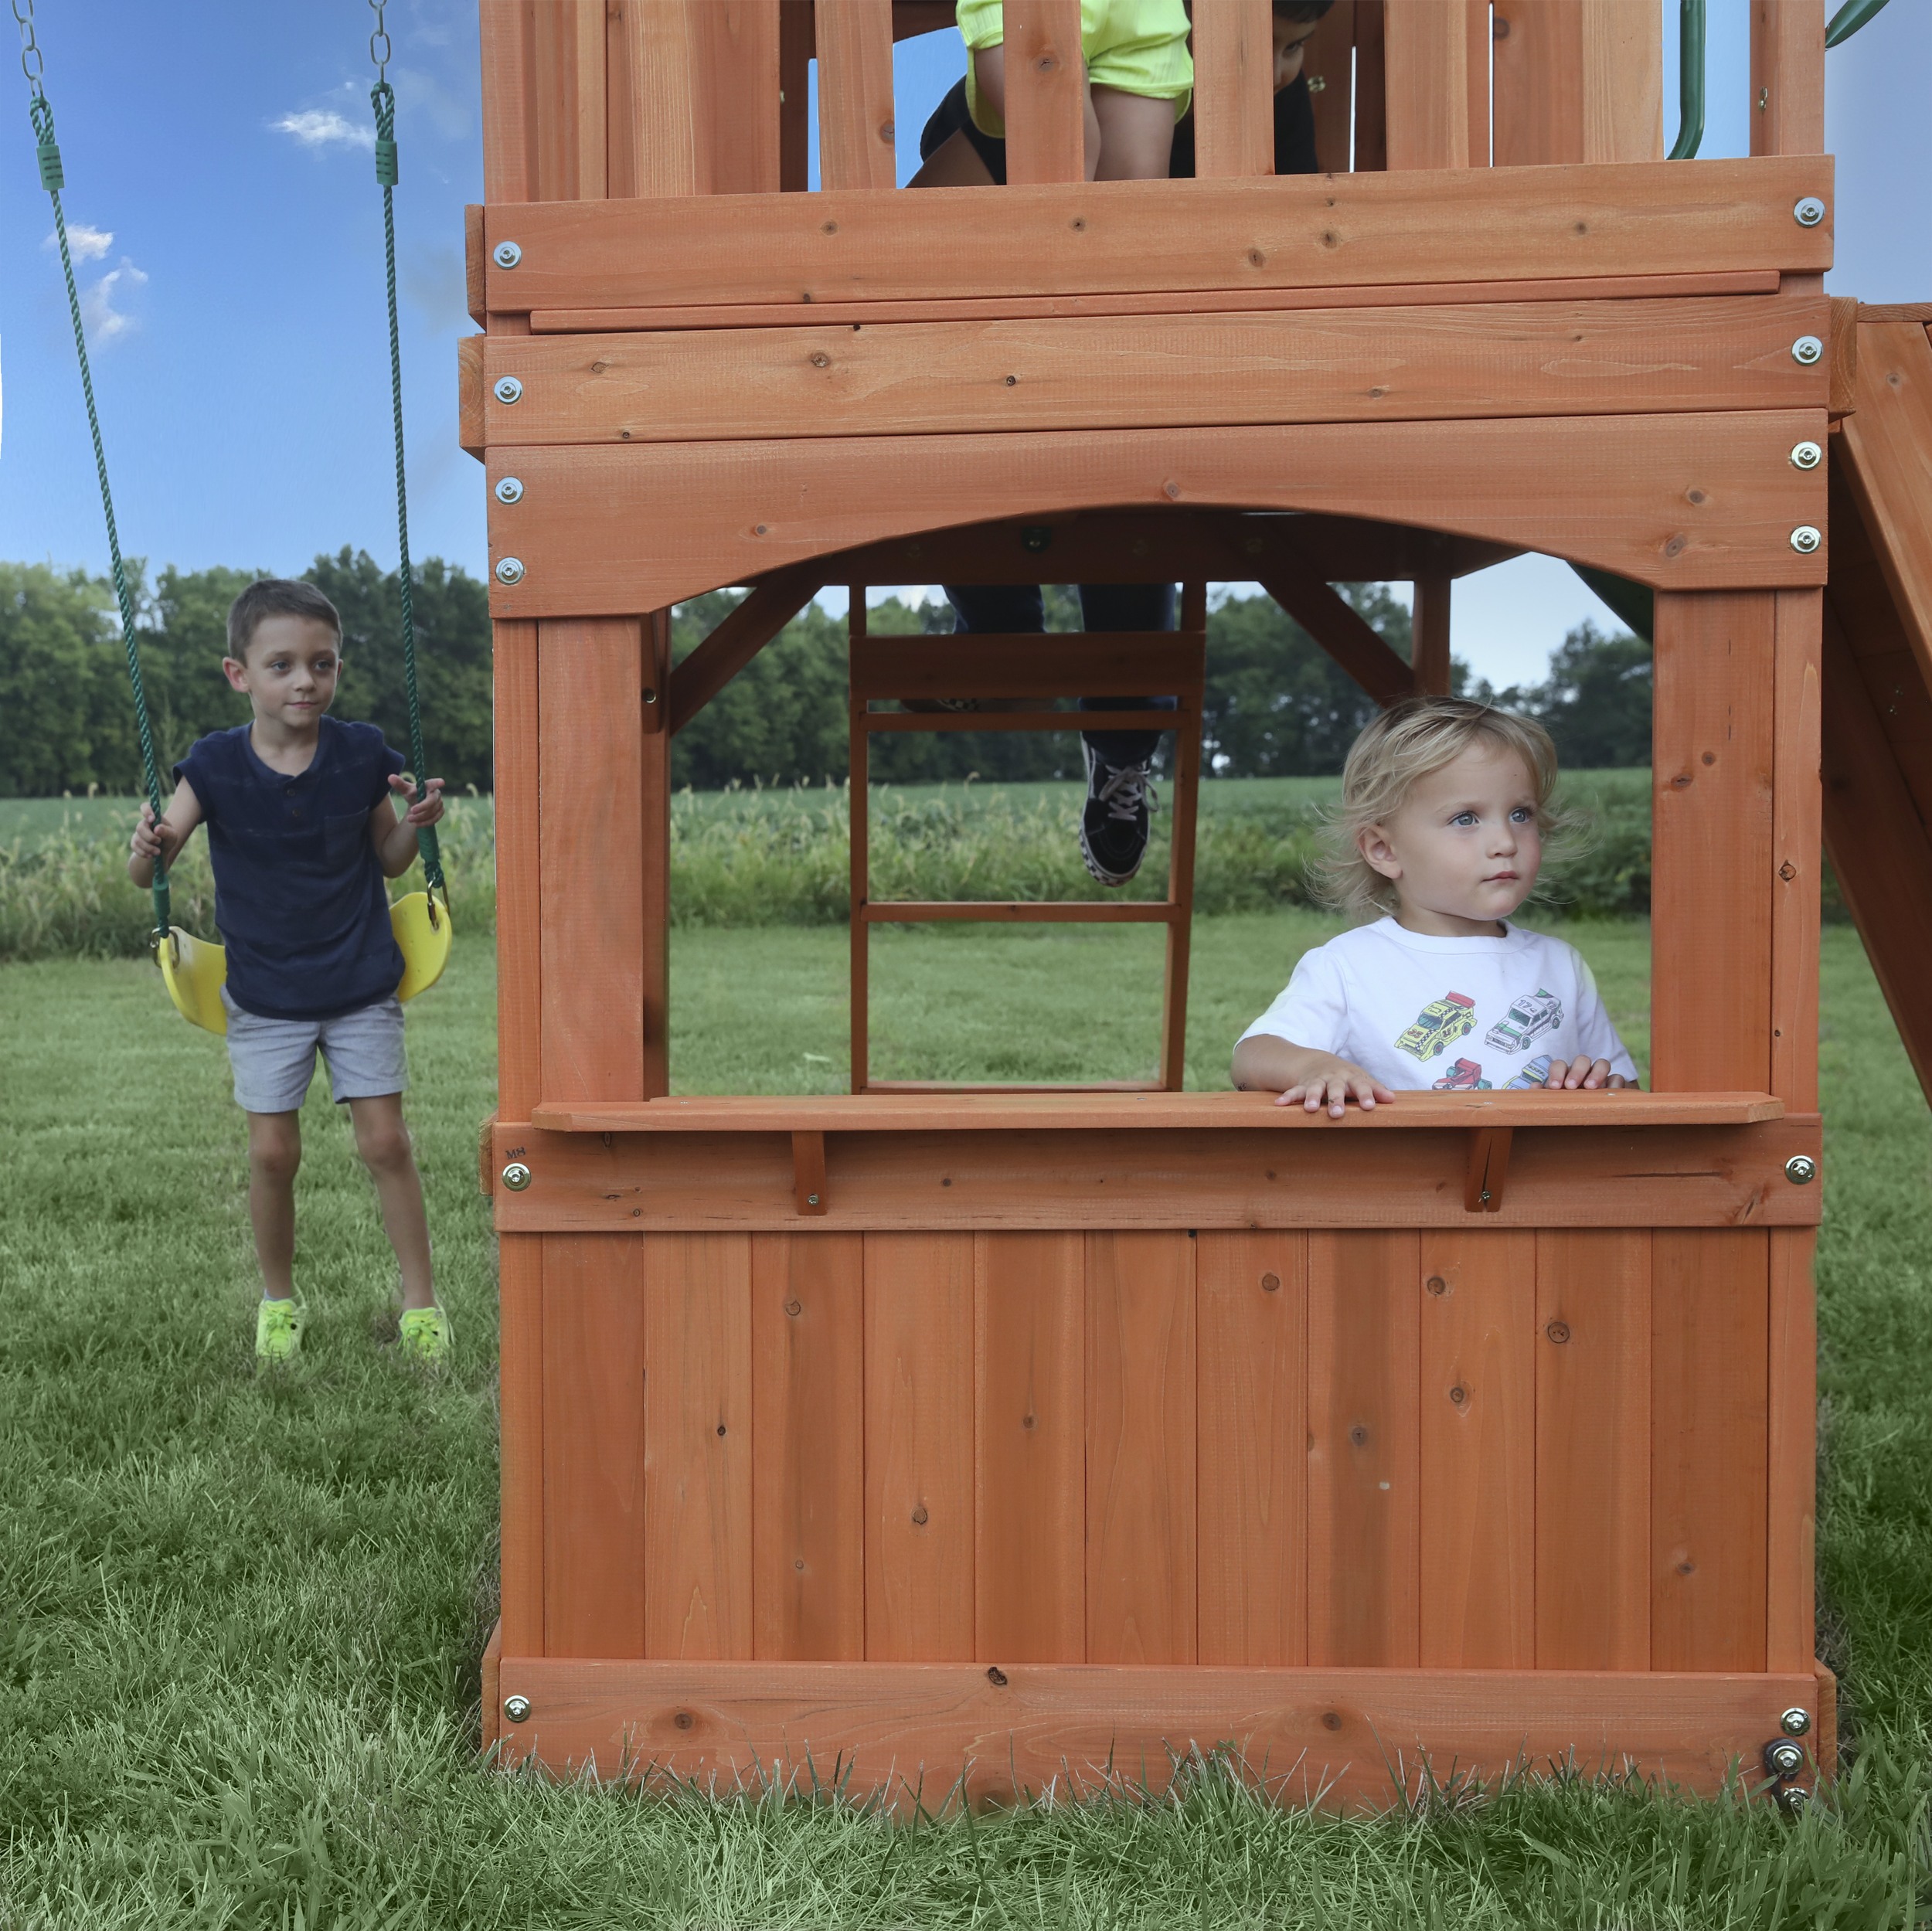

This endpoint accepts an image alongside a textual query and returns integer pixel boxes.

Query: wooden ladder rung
[862,708,1191,735]
[861,900,1182,923]
[851,631,1206,702]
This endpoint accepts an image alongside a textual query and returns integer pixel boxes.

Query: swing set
[14,0,452,1034]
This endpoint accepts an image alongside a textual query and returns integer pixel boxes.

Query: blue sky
[2,2,1925,691]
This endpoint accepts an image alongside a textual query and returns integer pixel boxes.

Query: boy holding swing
[128,579,452,1365]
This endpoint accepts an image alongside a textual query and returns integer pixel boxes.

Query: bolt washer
[495,558,526,586]
[493,240,522,268]
[503,1694,532,1723]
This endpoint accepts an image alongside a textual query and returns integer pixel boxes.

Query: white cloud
[272,109,375,152]
[44,223,114,262]
[81,259,148,344]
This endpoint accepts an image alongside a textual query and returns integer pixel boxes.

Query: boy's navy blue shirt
[175,716,406,1022]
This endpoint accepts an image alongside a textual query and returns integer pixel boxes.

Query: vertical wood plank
[1352,0,1388,171]
[1412,573,1452,695]
[705,0,783,193]
[1384,0,1470,169]
[493,620,541,1117]
[1465,0,1492,165]
[641,611,672,1100]
[975,1233,1085,1663]
[606,0,636,199]
[539,620,645,1103]
[1307,1232,1420,1666]
[816,0,898,190]
[1004,0,1087,185]
[1751,0,1825,156]
[849,599,870,1093]
[644,1234,753,1660]
[1492,0,1583,167]
[528,0,607,199]
[1580,0,1662,162]
[1536,1230,1650,1668]
[1771,589,1823,1110]
[1767,1228,1818,1674]
[499,1233,545,1654]
[625,0,714,196]
[1652,1232,1770,1671]
[1419,1230,1535,1668]
[480,0,536,202]
[1302,0,1357,172]
[1192,0,1277,178]
[543,1233,646,1657]
[1159,634,1204,1091]
[779,0,813,190]
[865,1232,975,1659]
[752,1233,866,1660]
[1197,1231,1308,1668]
[1087,1232,1197,1664]
[1650,591,1777,1093]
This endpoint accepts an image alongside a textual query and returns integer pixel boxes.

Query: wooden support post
[1159,583,1207,1092]
[1191,0,1277,178]
[1493,0,1582,167]
[1581,0,1662,163]
[624,0,711,195]
[1384,0,1471,170]
[1003,0,1087,185]
[669,566,822,735]
[1301,0,1357,172]
[1353,0,1388,171]
[703,0,782,194]
[1462,1126,1512,1213]
[1751,0,1825,158]
[1412,569,1452,695]
[791,1131,828,1215]
[816,0,897,190]
[849,590,870,1093]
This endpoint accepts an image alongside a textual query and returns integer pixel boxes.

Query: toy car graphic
[1503,1053,1557,1090]
[1433,1057,1492,1090]
[1485,988,1563,1053]
[1396,992,1477,1061]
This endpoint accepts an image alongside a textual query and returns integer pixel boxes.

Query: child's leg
[345,1094,435,1311]
[245,1110,303,1299]
[1090,85,1175,179]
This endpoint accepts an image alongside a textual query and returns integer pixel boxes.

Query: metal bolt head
[495,557,526,586]
[495,476,525,505]
[1791,335,1824,366]
[1786,1154,1818,1185]
[493,240,523,268]
[1781,1706,1812,1736]
[1791,440,1823,471]
[1790,525,1822,555]
[1775,1783,1811,1817]
[1764,1738,1807,1778]
[493,376,524,406]
[503,1694,532,1722]
[1793,196,1826,228]
[502,1161,532,1191]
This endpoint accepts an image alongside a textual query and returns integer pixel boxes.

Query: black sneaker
[1079,743,1158,886]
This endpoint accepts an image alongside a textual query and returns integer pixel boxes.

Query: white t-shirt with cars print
[1237,918,1639,1093]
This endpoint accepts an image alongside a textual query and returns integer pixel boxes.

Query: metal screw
[807,1193,820,1205]
[1790,526,1822,555]
[1791,335,1824,366]
[1786,1154,1818,1185]
[494,376,524,406]
[1781,1707,1812,1736]
[1793,197,1826,228]
[1764,1739,1807,1778]
[1546,1320,1571,1345]
[502,1161,532,1190]
[1776,1784,1811,1816]
[494,240,523,268]
[1021,525,1053,554]
[495,557,526,586]
[503,1694,532,1722]
[495,476,525,505]
[1790,441,1822,470]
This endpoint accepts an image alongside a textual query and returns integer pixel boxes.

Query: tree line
[0,553,1650,796]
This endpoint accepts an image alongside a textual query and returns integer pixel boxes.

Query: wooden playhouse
[468,0,1932,1806]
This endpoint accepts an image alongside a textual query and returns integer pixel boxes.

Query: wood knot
[1663,534,1686,558]
[1780,861,1798,882]
[811,352,830,368]
[785,1298,803,1317]
[1322,1712,1343,1731]
[1261,1273,1281,1293]
[1163,481,1182,500]
[879,121,895,141]
[1248,249,1265,267]
[1449,1385,1466,1405]
[1069,216,1087,232]
[821,221,838,234]
[911,1503,929,1527]
[1702,751,1716,765]
[716,1422,726,1437]
[1426,1275,1447,1296]
[1022,1413,1037,1429]
[674,1710,695,1730]
[1348,1424,1369,1447]
[987,1666,1009,1687]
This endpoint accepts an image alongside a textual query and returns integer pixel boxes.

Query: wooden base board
[488,1658,1825,1807]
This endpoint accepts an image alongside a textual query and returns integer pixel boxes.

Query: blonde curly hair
[1312,696,1584,923]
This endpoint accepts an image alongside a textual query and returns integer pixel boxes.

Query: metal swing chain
[13,0,174,946]
[368,0,445,908]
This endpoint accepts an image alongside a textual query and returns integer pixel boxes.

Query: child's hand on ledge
[1276,1053,1397,1120]
[1542,1055,1631,1090]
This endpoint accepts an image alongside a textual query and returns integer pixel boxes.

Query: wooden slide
[1825,307,1932,1105]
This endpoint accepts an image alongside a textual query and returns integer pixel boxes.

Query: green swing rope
[14,1,172,945]
[369,3,444,905]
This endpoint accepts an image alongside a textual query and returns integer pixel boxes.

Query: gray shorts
[222,990,410,1115]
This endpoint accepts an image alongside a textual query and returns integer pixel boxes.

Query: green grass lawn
[1,921,1927,1927]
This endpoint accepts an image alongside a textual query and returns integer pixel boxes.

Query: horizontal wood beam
[480,297,1828,447]
[479,156,1833,312]
[851,632,1205,700]
[490,1655,1825,1804]
[667,563,821,735]
[487,1116,1822,1233]
[485,410,1830,617]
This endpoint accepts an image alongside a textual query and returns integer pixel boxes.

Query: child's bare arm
[128,777,203,887]
[1231,1034,1397,1120]
[371,774,447,879]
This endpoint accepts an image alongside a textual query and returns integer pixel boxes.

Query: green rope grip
[1667,0,1705,160]
[28,92,172,942]
[369,80,444,902]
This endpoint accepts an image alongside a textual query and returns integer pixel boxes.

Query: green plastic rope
[26,90,172,943]
[370,78,444,901]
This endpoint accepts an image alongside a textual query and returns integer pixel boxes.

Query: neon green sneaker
[397,1305,453,1365]
[256,1297,306,1363]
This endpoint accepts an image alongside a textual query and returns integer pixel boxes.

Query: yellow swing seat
[157,892,453,1035]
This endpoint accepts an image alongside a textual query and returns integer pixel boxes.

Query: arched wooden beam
[486,410,1827,620]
